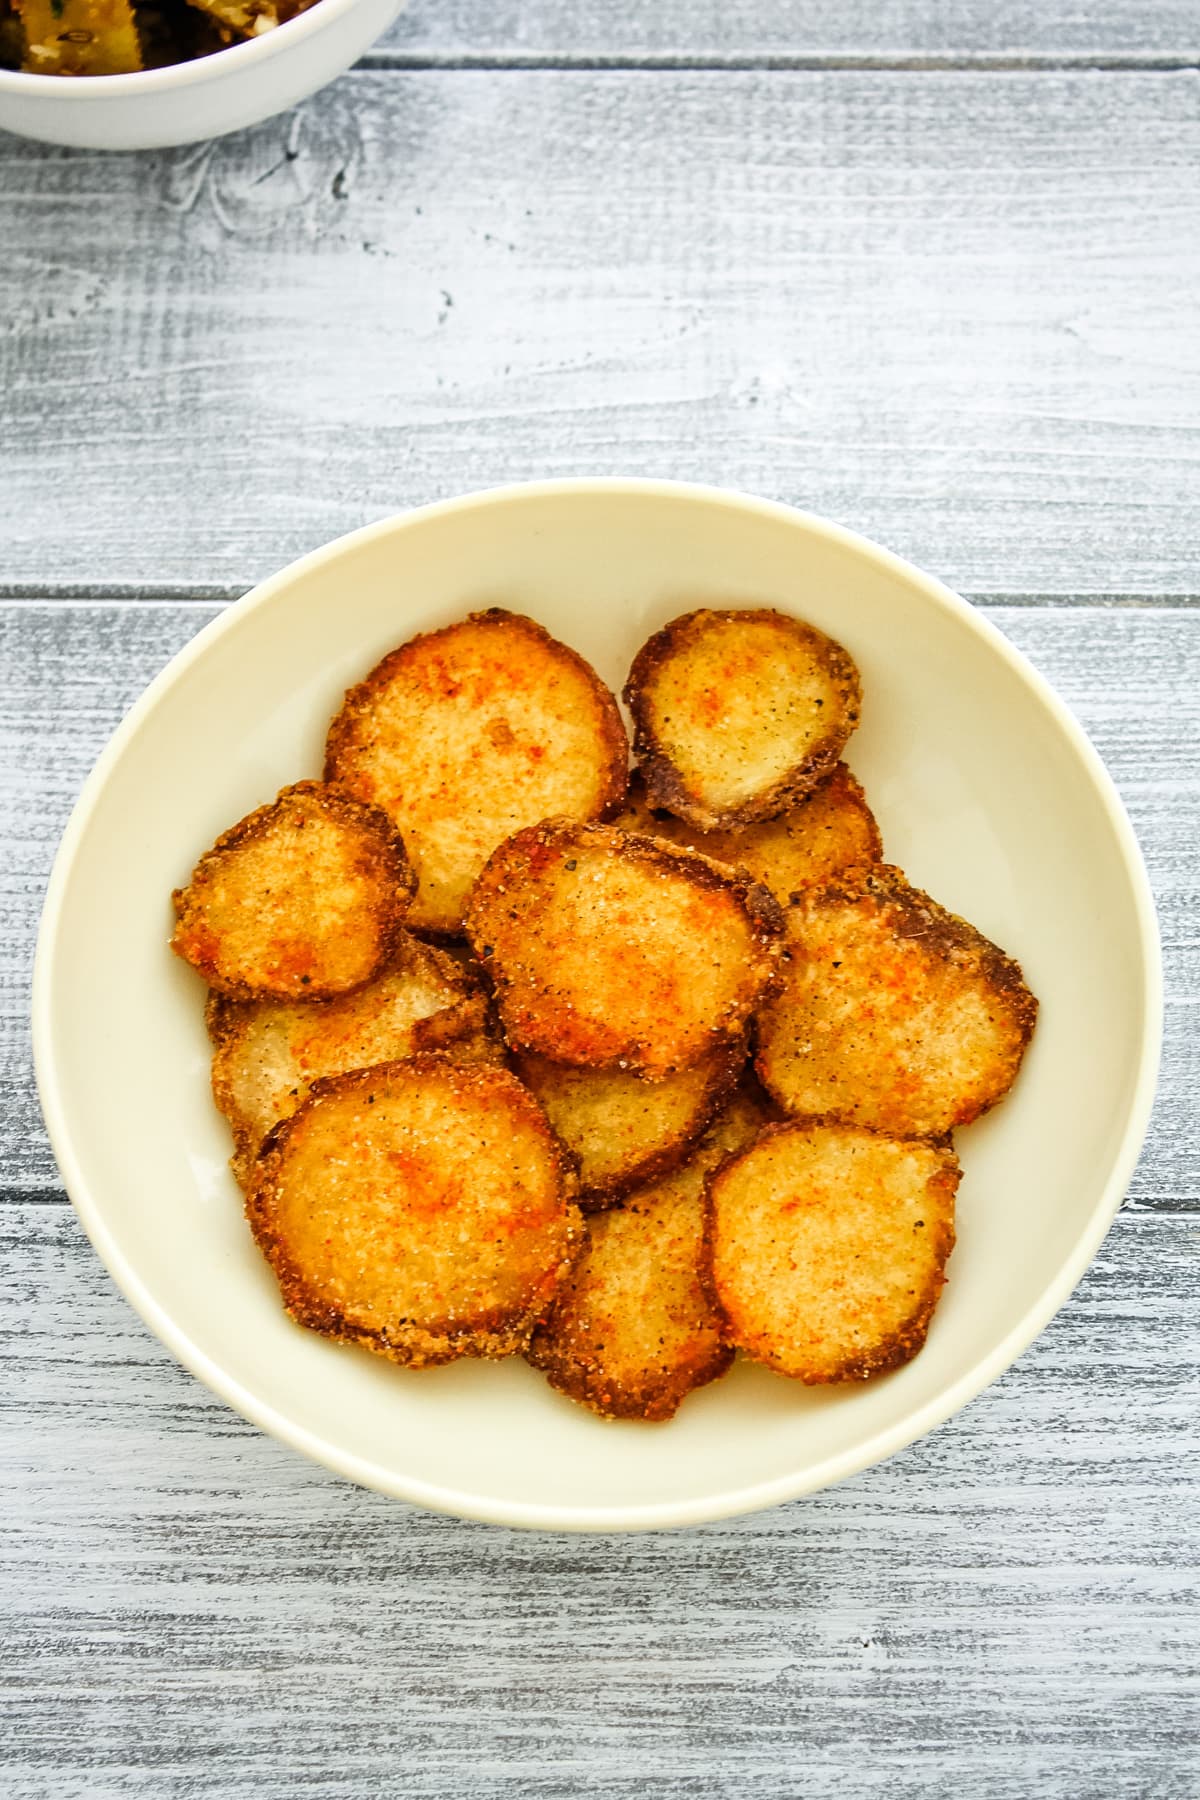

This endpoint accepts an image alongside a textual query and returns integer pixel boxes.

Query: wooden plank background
[3,1201,1198,1797]
[2,12,1199,1798]
[4,71,1200,595]
[384,0,1200,63]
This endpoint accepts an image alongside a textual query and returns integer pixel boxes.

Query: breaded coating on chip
[466,820,783,1080]
[209,937,499,1189]
[706,1121,959,1382]
[527,1081,771,1420]
[172,781,414,1002]
[513,1034,746,1209]
[756,865,1037,1138]
[247,1055,583,1368]
[613,763,882,904]
[624,608,862,830]
[325,609,628,936]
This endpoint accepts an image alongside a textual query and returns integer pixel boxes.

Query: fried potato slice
[172,781,415,1002]
[466,820,783,1080]
[247,1055,583,1368]
[17,0,141,73]
[613,763,882,903]
[209,937,498,1189]
[624,608,862,830]
[756,865,1038,1137]
[706,1121,959,1382]
[526,1082,771,1420]
[513,1035,746,1209]
[325,609,628,936]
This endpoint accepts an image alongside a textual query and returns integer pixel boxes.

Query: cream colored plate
[33,481,1161,1531]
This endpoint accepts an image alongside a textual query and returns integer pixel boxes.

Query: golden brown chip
[526,1172,729,1421]
[524,1084,768,1422]
[613,763,882,903]
[706,1121,959,1383]
[699,1071,779,1165]
[247,1055,583,1368]
[171,781,415,1003]
[325,609,629,936]
[18,0,140,73]
[624,608,862,829]
[755,865,1037,1138]
[466,820,782,1080]
[209,937,497,1188]
[513,1035,746,1208]
[525,1079,773,1420]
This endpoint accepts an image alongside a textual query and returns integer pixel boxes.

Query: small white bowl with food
[33,480,1161,1531]
[0,0,400,149]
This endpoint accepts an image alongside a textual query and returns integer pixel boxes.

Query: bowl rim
[0,0,367,100]
[31,478,1164,1532]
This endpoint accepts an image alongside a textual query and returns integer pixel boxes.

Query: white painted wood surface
[2,27,1199,1799]
[3,72,1200,594]
[384,0,1200,63]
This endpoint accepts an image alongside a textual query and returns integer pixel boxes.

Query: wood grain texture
[2,600,1196,1210]
[383,0,1200,64]
[4,29,1200,1791]
[3,72,1200,594]
[1,1200,1197,1797]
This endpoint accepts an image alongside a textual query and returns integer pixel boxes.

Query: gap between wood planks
[2,585,1198,608]
[354,52,1200,73]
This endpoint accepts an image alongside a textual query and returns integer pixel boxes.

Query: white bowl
[0,0,401,150]
[33,481,1161,1531]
